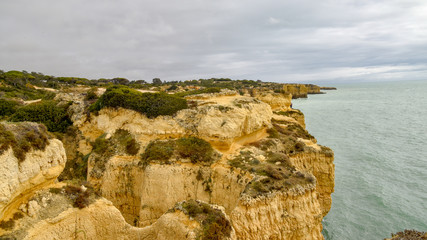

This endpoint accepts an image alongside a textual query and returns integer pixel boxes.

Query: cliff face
[0,123,234,240]
[231,190,323,240]
[22,198,205,240]
[78,93,272,150]
[290,150,334,216]
[254,92,292,111]
[282,84,324,98]
[73,91,334,240]
[0,123,66,222]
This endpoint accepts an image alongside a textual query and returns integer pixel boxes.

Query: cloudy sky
[1,0,427,83]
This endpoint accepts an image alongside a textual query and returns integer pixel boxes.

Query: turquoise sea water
[292,80,427,240]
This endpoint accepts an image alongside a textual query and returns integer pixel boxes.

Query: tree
[152,78,162,85]
[112,78,129,85]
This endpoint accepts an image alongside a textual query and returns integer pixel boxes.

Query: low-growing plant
[0,99,19,118]
[61,183,98,209]
[141,140,175,162]
[228,149,314,197]
[179,200,232,240]
[176,137,214,163]
[92,134,109,154]
[140,137,215,167]
[84,87,98,101]
[0,123,50,162]
[113,129,140,155]
[0,218,14,230]
[9,100,72,133]
[90,85,188,118]
[173,87,221,98]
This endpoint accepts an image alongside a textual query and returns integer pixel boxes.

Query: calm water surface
[293,80,427,240]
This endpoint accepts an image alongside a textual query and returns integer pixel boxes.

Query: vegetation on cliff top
[0,122,51,162]
[176,200,232,240]
[140,137,215,167]
[229,150,315,197]
[88,129,140,179]
[50,183,99,209]
[89,85,188,118]
[0,99,19,119]
[9,101,73,133]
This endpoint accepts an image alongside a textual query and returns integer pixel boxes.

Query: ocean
[292,80,427,240]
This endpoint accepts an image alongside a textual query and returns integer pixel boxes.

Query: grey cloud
[1,0,427,83]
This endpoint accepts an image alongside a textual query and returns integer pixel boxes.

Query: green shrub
[113,129,140,155]
[179,200,232,240]
[9,101,72,133]
[0,123,50,162]
[140,137,215,166]
[176,137,214,163]
[90,85,188,118]
[173,87,221,98]
[0,99,19,118]
[92,134,109,154]
[141,140,175,162]
[84,87,98,101]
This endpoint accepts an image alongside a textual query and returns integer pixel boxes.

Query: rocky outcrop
[74,91,334,240]
[22,198,205,240]
[289,149,334,217]
[283,84,309,99]
[231,189,323,240]
[0,123,66,221]
[78,95,272,150]
[1,85,335,240]
[254,92,292,111]
[282,84,325,98]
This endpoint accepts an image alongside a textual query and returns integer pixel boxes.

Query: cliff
[1,87,334,240]
[73,90,334,239]
[282,84,326,98]
[0,123,66,221]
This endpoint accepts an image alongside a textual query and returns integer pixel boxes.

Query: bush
[0,123,50,162]
[113,129,140,155]
[176,137,214,163]
[141,140,175,162]
[173,87,221,98]
[62,184,97,209]
[92,134,109,154]
[9,101,72,133]
[0,99,19,118]
[0,219,14,230]
[180,200,232,240]
[140,137,215,166]
[84,87,98,101]
[90,85,188,118]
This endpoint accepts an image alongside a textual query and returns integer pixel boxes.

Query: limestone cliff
[282,84,324,99]
[0,123,234,239]
[73,90,334,240]
[254,92,292,111]
[0,123,66,222]
[22,198,229,240]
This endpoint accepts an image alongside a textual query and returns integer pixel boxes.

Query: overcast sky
[1,0,427,83]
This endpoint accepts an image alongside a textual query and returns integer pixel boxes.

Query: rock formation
[1,88,334,240]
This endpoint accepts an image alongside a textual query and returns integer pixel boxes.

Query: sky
[1,0,427,83]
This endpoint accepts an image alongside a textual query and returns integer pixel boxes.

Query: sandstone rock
[0,137,66,220]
